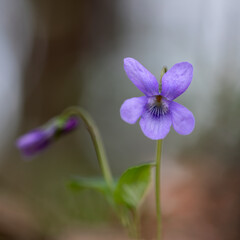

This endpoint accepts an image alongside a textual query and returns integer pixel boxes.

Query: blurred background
[0,0,240,239]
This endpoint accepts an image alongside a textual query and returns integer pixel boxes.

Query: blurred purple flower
[120,58,195,140]
[16,128,55,157]
[16,116,79,157]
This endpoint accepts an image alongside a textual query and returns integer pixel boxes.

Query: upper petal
[161,62,193,100]
[120,96,147,124]
[124,58,159,96]
[139,109,172,140]
[170,101,195,135]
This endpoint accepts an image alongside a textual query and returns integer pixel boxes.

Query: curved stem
[155,140,162,240]
[61,106,113,190]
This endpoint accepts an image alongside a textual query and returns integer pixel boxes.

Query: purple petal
[62,117,79,133]
[139,110,172,140]
[124,58,159,96]
[170,101,195,135]
[16,129,53,157]
[120,96,147,124]
[161,62,193,100]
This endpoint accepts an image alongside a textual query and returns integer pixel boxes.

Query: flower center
[155,95,162,103]
[147,95,169,119]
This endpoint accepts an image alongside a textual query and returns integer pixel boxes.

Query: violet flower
[16,117,79,157]
[120,58,195,140]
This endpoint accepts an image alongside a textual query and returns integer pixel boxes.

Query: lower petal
[120,96,147,124]
[170,101,195,135]
[139,110,172,140]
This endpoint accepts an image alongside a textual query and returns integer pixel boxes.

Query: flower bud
[58,116,79,135]
[16,128,55,157]
[16,116,79,157]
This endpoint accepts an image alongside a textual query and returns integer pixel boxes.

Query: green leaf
[114,163,152,209]
[67,177,109,194]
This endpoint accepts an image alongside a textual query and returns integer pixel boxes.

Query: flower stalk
[61,106,114,190]
[155,139,163,240]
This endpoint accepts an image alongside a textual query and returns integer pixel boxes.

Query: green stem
[155,140,163,240]
[133,209,140,239]
[118,207,137,239]
[61,106,113,190]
